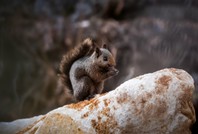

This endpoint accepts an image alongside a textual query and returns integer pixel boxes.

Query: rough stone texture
[0,68,196,134]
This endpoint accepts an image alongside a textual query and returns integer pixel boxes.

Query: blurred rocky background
[0,0,198,132]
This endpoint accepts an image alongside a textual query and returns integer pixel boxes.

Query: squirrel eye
[103,56,108,61]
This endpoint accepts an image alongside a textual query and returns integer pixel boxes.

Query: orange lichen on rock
[155,75,172,95]
[91,108,118,134]
[89,98,100,111]
[67,96,101,111]
[116,92,130,104]
[157,75,172,86]
[67,100,91,110]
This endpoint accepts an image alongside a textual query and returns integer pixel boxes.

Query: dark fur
[59,39,95,93]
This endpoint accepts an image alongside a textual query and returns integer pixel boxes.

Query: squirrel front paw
[86,94,96,100]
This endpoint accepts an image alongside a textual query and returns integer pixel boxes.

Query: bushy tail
[59,38,95,93]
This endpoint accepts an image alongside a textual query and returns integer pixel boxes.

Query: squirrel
[59,38,119,102]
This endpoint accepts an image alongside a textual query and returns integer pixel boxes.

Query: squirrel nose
[108,68,119,76]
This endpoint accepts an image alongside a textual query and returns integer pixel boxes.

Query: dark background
[0,0,198,132]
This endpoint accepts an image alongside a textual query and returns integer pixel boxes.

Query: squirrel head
[91,44,119,77]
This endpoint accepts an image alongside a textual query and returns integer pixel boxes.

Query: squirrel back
[59,38,95,93]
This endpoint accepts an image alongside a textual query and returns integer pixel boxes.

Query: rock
[0,68,196,134]
[0,115,44,134]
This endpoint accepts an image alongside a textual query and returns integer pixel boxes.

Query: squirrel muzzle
[108,67,119,77]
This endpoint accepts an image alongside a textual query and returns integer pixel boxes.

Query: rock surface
[0,68,196,134]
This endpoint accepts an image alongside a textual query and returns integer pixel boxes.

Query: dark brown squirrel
[59,38,119,101]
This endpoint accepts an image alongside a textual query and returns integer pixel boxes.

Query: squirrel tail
[59,38,95,93]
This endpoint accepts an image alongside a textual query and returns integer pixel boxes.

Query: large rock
[0,68,196,134]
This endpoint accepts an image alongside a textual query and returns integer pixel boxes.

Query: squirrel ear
[103,44,107,49]
[103,44,111,51]
[95,47,102,58]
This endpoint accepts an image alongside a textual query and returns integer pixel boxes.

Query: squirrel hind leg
[73,76,95,101]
